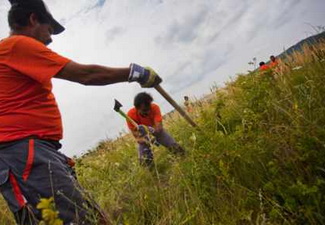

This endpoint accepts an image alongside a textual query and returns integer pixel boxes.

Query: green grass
[1,43,324,224]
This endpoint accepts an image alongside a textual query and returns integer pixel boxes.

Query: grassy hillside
[1,42,324,224]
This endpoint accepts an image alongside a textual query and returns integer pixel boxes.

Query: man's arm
[154,121,163,134]
[152,104,163,133]
[130,129,139,139]
[8,37,162,87]
[55,61,130,85]
[130,128,148,144]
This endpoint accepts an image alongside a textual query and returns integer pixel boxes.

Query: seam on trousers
[9,172,26,207]
[22,139,35,181]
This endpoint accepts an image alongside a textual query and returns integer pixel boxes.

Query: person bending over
[127,92,185,167]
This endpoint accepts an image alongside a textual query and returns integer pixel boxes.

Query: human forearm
[56,61,162,87]
[131,129,139,138]
[131,129,147,144]
[56,62,129,85]
[79,64,130,85]
[154,122,163,134]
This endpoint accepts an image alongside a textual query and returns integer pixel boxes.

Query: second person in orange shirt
[127,92,185,167]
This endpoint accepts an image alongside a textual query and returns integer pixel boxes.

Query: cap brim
[50,17,64,35]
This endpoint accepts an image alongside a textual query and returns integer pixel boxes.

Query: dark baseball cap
[9,0,64,35]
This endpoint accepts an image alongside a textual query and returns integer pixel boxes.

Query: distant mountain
[279,31,325,58]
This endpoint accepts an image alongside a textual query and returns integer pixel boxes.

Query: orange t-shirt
[269,61,278,68]
[259,64,270,71]
[127,103,163,130]
[0,35,70,142]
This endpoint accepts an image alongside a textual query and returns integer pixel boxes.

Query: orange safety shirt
[127,103,163,130]
[259,64,270,71]
[269,60,278,68]
[0,35,71,142]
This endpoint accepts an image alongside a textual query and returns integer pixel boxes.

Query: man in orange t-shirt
[184,96,193,112]
[0,0,162,224]
[259,61,270,71]
[269,55,278,68]
[127,92,185,167]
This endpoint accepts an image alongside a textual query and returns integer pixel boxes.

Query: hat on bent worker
[8,0,64,35]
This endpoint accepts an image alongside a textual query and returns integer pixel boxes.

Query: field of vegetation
[1,42,324,224]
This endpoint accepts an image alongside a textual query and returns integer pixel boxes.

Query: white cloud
[0,0,324,156]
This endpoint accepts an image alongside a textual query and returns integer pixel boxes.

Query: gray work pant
[0,138,104,225]
[138,129,184,166]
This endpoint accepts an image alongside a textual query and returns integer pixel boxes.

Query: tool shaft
[118,110,138,128]
[154,85,198,128]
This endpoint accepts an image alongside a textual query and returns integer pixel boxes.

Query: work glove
[137,125,148,137]
[137,125,155,137]
[147,126,155,134]
[128,63,162,88]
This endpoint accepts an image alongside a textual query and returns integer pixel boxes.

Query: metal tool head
[114,99,123,112]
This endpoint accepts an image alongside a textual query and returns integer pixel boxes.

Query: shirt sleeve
[7,36,71,84]
[152,104,163,123]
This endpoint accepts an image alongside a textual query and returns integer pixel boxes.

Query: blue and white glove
[147,126,155,134]
[128,63,162,88]
[137,125,148,137]
[137,125,155,137]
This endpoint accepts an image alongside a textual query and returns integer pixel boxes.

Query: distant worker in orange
[269,55,278,68]
[184,96,192,112]
[259,61,270,71]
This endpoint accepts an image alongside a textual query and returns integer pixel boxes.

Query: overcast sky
[0,0,324,157]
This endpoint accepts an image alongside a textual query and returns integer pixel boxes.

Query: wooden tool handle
[154,84,198,128]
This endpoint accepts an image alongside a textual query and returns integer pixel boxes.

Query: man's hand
[137,125,148,137]
[137,125,155,137]
[128,63,162,88]
[147,126,155,134]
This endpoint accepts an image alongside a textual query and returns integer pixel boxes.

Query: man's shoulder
[0,36,15,48]
[0,35,44,49]
[151,103,160,110]
[127,107,137,115]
